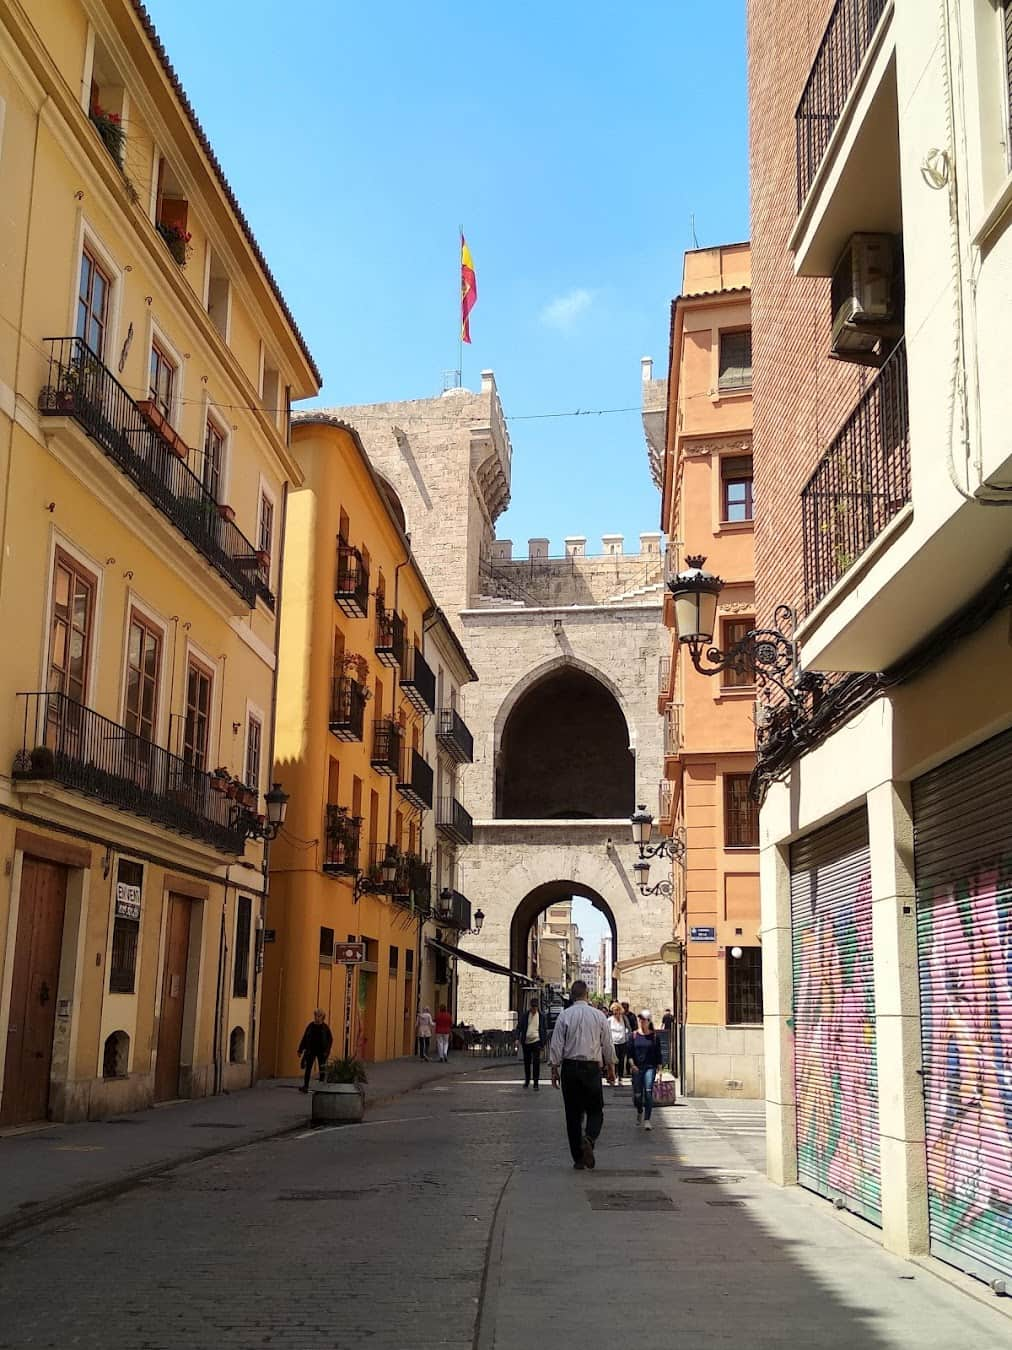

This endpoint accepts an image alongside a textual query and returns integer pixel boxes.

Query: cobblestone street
[1,1071,1009,1349]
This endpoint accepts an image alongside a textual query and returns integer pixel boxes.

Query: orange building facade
[656,243,763,1098]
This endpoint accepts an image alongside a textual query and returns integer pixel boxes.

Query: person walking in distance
[550,980,616,1169]
[630,1011,663,1130]
[517,995,546,1091]
[297,1009,333,1093]
[661,1008,675,1070]
[416,1006,434,1060]
[608,1002,630,1084]
[434,1005,453,1063]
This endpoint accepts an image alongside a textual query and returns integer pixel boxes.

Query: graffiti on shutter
[791,809,880,1224]
[914,727,1012,1287]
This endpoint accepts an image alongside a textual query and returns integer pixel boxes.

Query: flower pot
[310,1083,364,1125]
[256,549,271,570]
[210,776,228,794]
[136,399,165,433]
[167,237,187,266]
[225,781,241,801]
[216,503,236,523]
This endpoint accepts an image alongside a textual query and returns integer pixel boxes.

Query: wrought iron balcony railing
[329,675,367,742]
[374,603,405,670]
[371,719,402,777]
[436,707,474,764]
[12,691,247,853]
[38,338,267,609]
[664,703,683,758]
[801,339,909,611]
[795,0,889,209]
[396,747,434,811]
[399,645,436,716]
[335,539,369,618]
[658,654,671,696]
[659,778,674,824]
[436,795,473,845]
[323,805,361,875]
[392,852,433,916]
[435,888,472,931]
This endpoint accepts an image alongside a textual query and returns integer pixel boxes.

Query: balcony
[371,719,402,777]
[435,888,472,932]
[335,539,369,618]
[323,805,361,876]
[657,654,672,714]
[791,0,899,276]
[436,707,474,764]
[664,703,683,761]
[801,339,909,612]
[12,692,246,854]
[396,747,434,811]
[38,338,267,610]
[659,779,674,828]
[374,604,405,669]
[392,852,433,917]
[329,676,367,742]
[399,646,436,716]
[437,795,473,845]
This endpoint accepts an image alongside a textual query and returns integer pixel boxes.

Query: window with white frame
[149,341,176,422]
[203,418,225,501]
[258,491,274,568]
[77,246,111,356]
[245,714,262,792]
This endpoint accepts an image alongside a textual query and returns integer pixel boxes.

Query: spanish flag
[460,233,477,344]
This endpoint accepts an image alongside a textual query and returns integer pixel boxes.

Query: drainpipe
[250,478,289,1087]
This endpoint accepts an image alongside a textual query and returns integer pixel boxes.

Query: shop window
[102,1030,129,1079]
[724,774,759,848]
[718,329,752,391]
[233,896,252,998]
[109,859,142,994]
[229,1026,246,1063]
[726,948,763,1025]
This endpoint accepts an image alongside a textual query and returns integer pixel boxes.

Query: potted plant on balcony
[156,221,192,266]
[216,502,236,523]
[210,767,230,794]
[12,745,55,780]
[342,652,369,684]
[311,1056,367,1125]
[89,104,125,167]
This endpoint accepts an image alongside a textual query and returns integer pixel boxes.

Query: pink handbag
[652,1073,676,1106]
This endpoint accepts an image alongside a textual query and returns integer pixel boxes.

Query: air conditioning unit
[830,233,902,361]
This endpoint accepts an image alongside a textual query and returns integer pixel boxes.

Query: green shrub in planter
[323,1056,368,1085]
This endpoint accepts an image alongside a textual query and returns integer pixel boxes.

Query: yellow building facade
[0,0,318,1123]
[264,417,454,1072]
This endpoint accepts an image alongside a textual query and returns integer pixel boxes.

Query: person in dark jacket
[629,1011,663,1129]
[297,1009,333,1092]
[516,997,547,1090]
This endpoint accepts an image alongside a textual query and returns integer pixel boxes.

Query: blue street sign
[689,926,716,942]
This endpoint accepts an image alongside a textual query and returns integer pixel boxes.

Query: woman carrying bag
[629,1011,663,1129]
[608,1001,630,1084]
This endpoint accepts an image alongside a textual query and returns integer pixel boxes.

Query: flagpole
[457,223,463,386]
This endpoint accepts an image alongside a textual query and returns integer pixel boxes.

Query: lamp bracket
[687,604,804,711]
[638,826,686,864]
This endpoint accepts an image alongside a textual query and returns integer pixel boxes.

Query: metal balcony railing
[329,676,366,742]
[374,603,405,669]
[38,338,267,608]
[435,888,472,931]
[392,852,433,916]
[437,796,473,845]
[664,703,683,758]
[436,707,474,764]
[659,779,674,823]
[371,719,402,776]
[323,805,361,875]
[396,747,434,811]
[795,0,889,209]
[658,654,671,696]
[12,691,247,853]
[801,339,909,610]
[399,646,436,715]
[335,539,369,618]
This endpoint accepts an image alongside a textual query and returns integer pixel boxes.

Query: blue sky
[147,1,748,550]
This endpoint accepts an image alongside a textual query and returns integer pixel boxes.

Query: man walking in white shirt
[549,980,617,1169]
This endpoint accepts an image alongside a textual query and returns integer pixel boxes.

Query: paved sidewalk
[0,1053,499,1236]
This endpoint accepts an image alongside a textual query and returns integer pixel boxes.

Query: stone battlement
[480,532,664,608]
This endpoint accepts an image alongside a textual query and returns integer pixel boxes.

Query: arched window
[498,667,634,819]
[229,1026,246,1063]
[102,1030,129,1079]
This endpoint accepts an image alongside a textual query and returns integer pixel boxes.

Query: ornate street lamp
[630,805,686,864]
[633,856,672,898]
[439,888,484,935]
[239,781,290,841]
[355,844,400,901]
[667,556,803,712]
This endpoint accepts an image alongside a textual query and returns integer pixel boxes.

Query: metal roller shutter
[914,726,1012,1288]
[791,809,880,1224]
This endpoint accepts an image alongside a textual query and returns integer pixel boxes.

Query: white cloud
[539,288,594,333]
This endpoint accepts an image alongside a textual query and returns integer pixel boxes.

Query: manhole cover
[706,1200,746,1207]
[587,1169,661,1178]
[681,1175,745,1184]
[587,1190,676,1211]
[189,1122,242,1129]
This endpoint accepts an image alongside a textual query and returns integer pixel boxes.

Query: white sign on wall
[115,882,141,922]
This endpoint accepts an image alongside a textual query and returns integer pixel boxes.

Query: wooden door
[1,859,68,1126]
[154,895,192,1102]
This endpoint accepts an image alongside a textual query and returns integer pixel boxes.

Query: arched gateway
[510,881,618,1007]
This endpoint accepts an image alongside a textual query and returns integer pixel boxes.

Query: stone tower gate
[323,378,671,1029]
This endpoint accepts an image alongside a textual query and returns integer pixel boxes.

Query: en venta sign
[115,882,141,922]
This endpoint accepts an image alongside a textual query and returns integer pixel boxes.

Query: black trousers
[522,1041,541,1084]
[560,1060,604,1162]
[302,1051,326,1089]
[616,1042,630,1079]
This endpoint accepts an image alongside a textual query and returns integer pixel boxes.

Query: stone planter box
[311,1082,364,1125]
